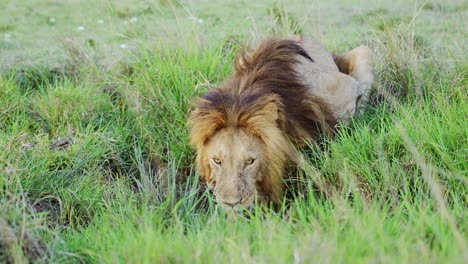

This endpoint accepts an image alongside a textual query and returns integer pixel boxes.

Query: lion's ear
[239,96,282,138]
[188,98,227,148]
[237,56,246,70]
[254,101,280,122]
[235,49,251,74]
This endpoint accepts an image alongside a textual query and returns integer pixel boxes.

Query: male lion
[189,36,373,215]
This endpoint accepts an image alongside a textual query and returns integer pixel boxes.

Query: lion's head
[189,90,298,213]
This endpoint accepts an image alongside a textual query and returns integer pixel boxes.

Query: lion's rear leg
[333,46,374,113]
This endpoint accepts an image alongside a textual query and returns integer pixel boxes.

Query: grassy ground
[1,0,467,263]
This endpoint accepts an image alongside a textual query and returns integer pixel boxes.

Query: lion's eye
[246,158,255,165]
[212,157,221,165]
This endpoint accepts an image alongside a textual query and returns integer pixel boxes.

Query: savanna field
[0,0,467,263]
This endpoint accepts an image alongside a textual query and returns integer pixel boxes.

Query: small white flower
[97,19,104,24]
[4,33,11,42]
[130,17,138,23]
[77,26,85,31]
[120,43,128,49]
[49,17,56,24]
[188,16,203,24]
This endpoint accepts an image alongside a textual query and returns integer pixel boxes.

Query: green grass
[0,0,467,263]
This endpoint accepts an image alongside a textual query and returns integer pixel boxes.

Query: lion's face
[203,127,265,213]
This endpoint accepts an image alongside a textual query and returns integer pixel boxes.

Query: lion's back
[293,36,361,123]
[296,36,338,71]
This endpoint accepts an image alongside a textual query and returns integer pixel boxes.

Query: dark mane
[199,38,335,143]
